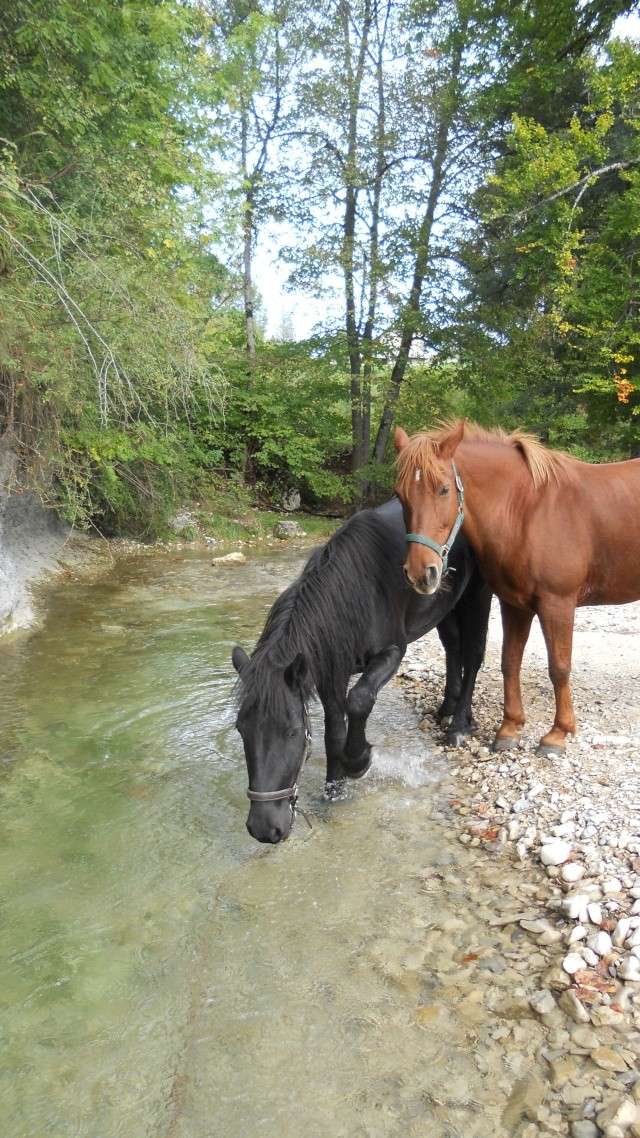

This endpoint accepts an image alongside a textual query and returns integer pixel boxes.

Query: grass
[174,479,340,546]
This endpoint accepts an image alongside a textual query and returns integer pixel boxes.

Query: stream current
[0,546,546,1137]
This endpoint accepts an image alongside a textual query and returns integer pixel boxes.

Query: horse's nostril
[425,565,440,588]
[270,826,283,843]
[403,566,413,585]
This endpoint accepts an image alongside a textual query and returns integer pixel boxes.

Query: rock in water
[502,1074,545,1130]
[274,520,306,539]
[211,551,247,565]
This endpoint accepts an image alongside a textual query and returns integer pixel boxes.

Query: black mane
[236,510,401,718]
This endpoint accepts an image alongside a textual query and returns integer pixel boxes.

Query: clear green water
[0,549,540,1138]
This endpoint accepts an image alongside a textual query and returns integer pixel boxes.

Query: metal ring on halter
[246,703,312,823]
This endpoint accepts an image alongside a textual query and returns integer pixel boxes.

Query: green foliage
[2,0,640,543]
[192,336,355,503]
[452,35,640,457]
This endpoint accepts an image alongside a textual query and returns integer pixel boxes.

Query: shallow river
[0,547,546,1138]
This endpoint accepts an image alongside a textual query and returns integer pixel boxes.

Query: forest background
[1,0,639,537]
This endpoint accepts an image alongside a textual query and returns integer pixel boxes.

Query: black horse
[232,497,491,844]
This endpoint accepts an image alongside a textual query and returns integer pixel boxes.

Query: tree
[452,34,640,456]
[0,0,232,531]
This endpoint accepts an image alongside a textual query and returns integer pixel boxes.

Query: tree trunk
[338,0,371,474]
[372,29,465,466]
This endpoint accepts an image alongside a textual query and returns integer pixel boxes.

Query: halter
[405,462,465,574]
[246,702,313,827]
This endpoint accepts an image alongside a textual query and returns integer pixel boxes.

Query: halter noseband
[405,461,465,574]
[246,702,312,823]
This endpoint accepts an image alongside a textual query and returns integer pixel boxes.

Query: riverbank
[397,600,640,1137]
[0,474,337,637]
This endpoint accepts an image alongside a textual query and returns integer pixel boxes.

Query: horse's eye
[287,728,297,739]
[438,485,450,497]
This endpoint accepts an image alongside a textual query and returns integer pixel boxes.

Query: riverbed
[1,547,553,1138]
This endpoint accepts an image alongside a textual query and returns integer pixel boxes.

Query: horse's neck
[457,443,529,554]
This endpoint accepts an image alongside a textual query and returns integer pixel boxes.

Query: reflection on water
[0,548,542,1137]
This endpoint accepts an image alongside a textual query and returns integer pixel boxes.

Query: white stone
[582,947,599,966]
[588,930,613,956]
[631,899,640,915]
[587,902,603,926]
[619,955,640,981]
[568,925,588,944]
[563,952,586,975]
[562,895,590,920]
[562,862,585,883]
[613,918,631,948]
[211,551,247,565]
[570,1123,598,1138]
[540,840,573,866]
[602,877,623,894]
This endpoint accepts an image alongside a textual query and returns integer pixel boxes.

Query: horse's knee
[347,684,374,719]
[548,663,571,686]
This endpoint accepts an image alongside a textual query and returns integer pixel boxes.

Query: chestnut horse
[394,420,640,756]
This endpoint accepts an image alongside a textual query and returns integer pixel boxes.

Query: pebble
[541,840,573,866]
[562,862,585,883]
[211,551,247,565]
[563,952,586,975]
[571,1025,599,1048]
[597,1096,640,1130]
[570,1123,598,1138]
[548,1055,578,1088]
[590,1047,630,1073]
[619,955,640,981]
[568,925,588,944]
[588,930,613,956]
[563,896,590,920]
[587,903,603,926]
[529,990,557,1017]
[559,989,590,1023]
[613,918,631,947]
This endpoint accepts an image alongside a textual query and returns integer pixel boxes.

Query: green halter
[405,462,465,574]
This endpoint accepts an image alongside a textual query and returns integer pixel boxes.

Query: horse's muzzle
[404,563,441,595]
[246,800,293,844]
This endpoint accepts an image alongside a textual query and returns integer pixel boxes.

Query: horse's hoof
[492,735,518,753]
[445,729,470,748]
[436,704,455,724]
[536,742,565,759]
[324,778,347,801]
[342,746,373,780]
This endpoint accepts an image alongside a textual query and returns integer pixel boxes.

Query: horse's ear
[394,426,410,453]
[232,646,250,676]
[284,652,307,689]
[437,420,465,461]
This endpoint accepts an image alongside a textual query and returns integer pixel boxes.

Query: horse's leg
[343,645,404,776]
[493,601,534,752]
[536,595,577,757]
[320,691,348,799]
[435,612,463,723]
[446,576,492,747]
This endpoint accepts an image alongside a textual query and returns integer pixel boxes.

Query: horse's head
[232,646,310,844]
[394,422,465,595]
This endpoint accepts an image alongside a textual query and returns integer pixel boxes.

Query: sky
[253,9,640,342]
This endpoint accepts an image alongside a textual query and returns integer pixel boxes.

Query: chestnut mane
[395,420,571,497]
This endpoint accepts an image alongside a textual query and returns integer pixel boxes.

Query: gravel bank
[398,598,640,1137]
